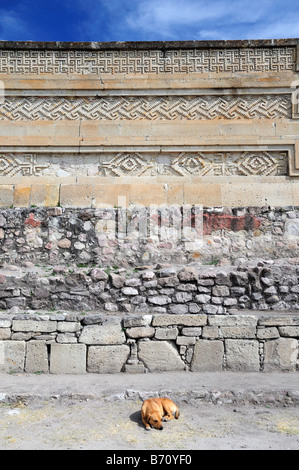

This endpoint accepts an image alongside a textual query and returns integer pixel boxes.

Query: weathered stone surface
[25,341,48,373]
[79,319,125,345]
[148,295,171,305]
[50,343,86,374]
[87,345,130,373]
[257,327,280,339]
[220,326,256,338]
[126,326,155,339]
[154,327,178,340]
[123,315,152,328]
[225,339,260,371]
[177,267,198,282]
[110,273,125,288]
[12,320,57,333]
[263,338,298,371]
[152,314,207,327]
[138,341,185,372]
[208,315,257,326]
[0,340,25,372]
[191,340,224,371]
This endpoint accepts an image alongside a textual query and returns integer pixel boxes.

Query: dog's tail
[175,407,180,419]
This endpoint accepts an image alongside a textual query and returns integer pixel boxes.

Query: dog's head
[147,412,163,430]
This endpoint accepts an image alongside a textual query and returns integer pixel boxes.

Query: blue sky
[0,0,298,42]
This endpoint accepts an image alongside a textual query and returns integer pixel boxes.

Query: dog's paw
[146,427,151,431]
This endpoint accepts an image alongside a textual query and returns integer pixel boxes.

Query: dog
[141,397,180,430]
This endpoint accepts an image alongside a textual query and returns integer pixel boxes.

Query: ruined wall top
[0,38,298,50]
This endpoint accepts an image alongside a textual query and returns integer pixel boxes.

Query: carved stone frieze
[0,94,291,121]
[0,47,294,75]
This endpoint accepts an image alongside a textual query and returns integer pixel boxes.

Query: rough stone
[79,319,125,345]
[138,340,185,372]
[225,339,260,372]
[25,341,49,373]
[0,340,25,373]
[87,345,130,373]
[177,267,199,282]
[191,340,224,372]
[263,338,298,371]
[50,343,86,374]
[152,314,207,327]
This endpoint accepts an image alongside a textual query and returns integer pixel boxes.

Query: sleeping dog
[141,397,180,430]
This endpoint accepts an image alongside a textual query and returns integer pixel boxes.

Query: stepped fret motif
[0,95,291,121]
[0,47,294,75]
[0,154,49,176]
[0,151,288,177]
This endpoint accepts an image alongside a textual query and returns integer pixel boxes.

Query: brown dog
[141,397,180,430]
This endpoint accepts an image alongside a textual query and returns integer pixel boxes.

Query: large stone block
[12,319,57,333]
[263,338,298,372]
[225,339,260,372]
[50,343,86,374]
[25,341,49,373]
[191,340,224,371]
[87,345,130,373]
[152,314,207,327]
[138,340,185,372]
[0,340,25,372]
[79,318,126,345]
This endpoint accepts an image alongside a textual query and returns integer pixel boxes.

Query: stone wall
[3,260,299,314]
[1,206,299,267]
[0,39,299,208]
[0,312,298,374]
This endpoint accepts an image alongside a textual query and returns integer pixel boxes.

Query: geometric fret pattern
[0,47,294,74]
[0,95,292,121]
[0,151,287,177]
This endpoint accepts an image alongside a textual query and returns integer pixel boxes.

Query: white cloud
[0,9,29,40]
[74,0,299,42]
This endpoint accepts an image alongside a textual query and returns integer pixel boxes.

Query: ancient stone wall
[1,40,299,374]
[0,39,298,207]
[1,312,298,374]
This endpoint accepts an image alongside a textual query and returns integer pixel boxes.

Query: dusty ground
[0,398,298,450]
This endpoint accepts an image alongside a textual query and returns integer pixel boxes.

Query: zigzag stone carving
[0,95,291,120]
[0,47,294,75]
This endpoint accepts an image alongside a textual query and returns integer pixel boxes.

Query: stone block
[126,326,155,339]
[79,318,125,344]
[25,341,49,373]
[12,319,57,333]
[152,314,207,327]
[60,184,93,208]
[154,327,179,340]
[30,184,60,207]
[123,315,152,328]
[0,185,14,207]
[220,326,256,338]
[50,343,86,374]
[0,340,25,372]
[191,340,224,371]
[13,185,31,207]
[208,315,257,327]
[263,338,298,371]
[259,316,299,326]
[278,326,299,337]
[87,345,130,373]
[0,328,11,340]
[57,321,81,333]
[257,327,279,339]
[138,340,185,372]
[225,339,260,372]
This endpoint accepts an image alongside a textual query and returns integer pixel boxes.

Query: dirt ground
[0,398,298,450]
